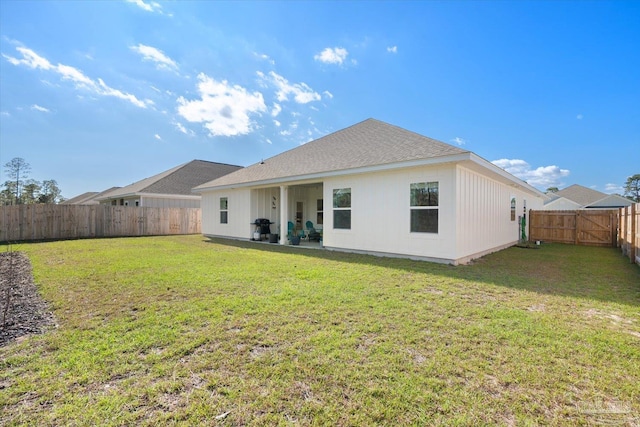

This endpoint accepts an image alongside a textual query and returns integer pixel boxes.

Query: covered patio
[250,182,324,246]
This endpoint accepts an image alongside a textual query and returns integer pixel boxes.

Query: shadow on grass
[203,237,640,307]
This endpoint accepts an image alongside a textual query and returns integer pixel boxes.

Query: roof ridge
[191,159,243,168]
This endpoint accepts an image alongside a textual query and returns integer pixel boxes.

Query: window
[316,199,323,225]
[220,197,228,224]
[510,196,516,221]
[333,188,351,229]
[410,182,438,233]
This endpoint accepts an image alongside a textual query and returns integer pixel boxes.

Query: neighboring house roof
[588,194,633,208]
[61,192,98,205]
[96,160,242,201]
[62,187,121,205]
[542,196,583,210]
[549,184,632,208]
[554,184,607,206]
[195,118,541,195]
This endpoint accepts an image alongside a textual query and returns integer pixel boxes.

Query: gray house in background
[62,187,121,205]
[95,160,242,208]
[543,184,633,210]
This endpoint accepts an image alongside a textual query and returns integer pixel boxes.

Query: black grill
[253,218,272,240]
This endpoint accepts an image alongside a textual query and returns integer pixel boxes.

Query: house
[542,184,633,210]
[96,160,242,208]
[193,119,545,265]
[61,187,121,205]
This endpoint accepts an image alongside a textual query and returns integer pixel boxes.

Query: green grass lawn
[1,235,639,426]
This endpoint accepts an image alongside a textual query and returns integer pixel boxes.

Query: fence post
[610,210,617,247]
[631,203,637,263]
[617,208,622,248]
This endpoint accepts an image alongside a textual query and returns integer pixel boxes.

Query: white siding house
[194,119,544,265]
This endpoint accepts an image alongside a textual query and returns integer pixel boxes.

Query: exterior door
[296,201,303,229]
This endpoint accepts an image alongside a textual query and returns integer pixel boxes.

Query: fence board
[0,205,201,243]
[618,204,639,265]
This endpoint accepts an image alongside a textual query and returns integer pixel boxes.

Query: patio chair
[305,220,322,242]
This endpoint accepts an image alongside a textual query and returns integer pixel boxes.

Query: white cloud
[177,73,267,137]
[492,159,570,189]
[266,138,273,145]
[3,46,52,69]
[314,47,349,65]
[605,183,624,194]
[271,103,282,117]
[259,71,321,104]
[0,111,10,117]
[451,137,466,145]
[31,104,50,113]
[273,120,281,127]
[3,46,152,108]
[97,78,152,108]
[130,44,178,71]
[126,0,162,13]
[253,52,275,65]
[387,46,398,53]
[576,114,583,120]
[154,134,162,140]
[175,122,186,133]
[323,90,333,99]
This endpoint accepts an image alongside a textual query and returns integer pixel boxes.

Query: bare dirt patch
[0,251,56,346]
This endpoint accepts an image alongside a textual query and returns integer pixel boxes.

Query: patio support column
[279,185,288,245]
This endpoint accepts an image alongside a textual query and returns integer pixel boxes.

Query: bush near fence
[0,205,201,243]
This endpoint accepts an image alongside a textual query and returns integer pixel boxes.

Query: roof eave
[193,152,474,193]
[96,192,201,201]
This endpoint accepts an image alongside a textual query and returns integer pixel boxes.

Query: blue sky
[1,0,638,199]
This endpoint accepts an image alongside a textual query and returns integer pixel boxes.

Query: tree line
[1,158,64,205]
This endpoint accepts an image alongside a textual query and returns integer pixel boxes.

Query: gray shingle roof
[62,187,121,205]
[195,118,469,190]
[61,191,98,205]
[555,184,607,206]
[100,160,242,199]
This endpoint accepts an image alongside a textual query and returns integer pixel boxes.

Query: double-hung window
[333,188,351,229]
[410,182,438,233]
[220,197,228,224]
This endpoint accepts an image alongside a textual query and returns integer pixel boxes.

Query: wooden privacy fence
[0,205,201,243]
[618,203,639,265]
[529,209,619,247]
